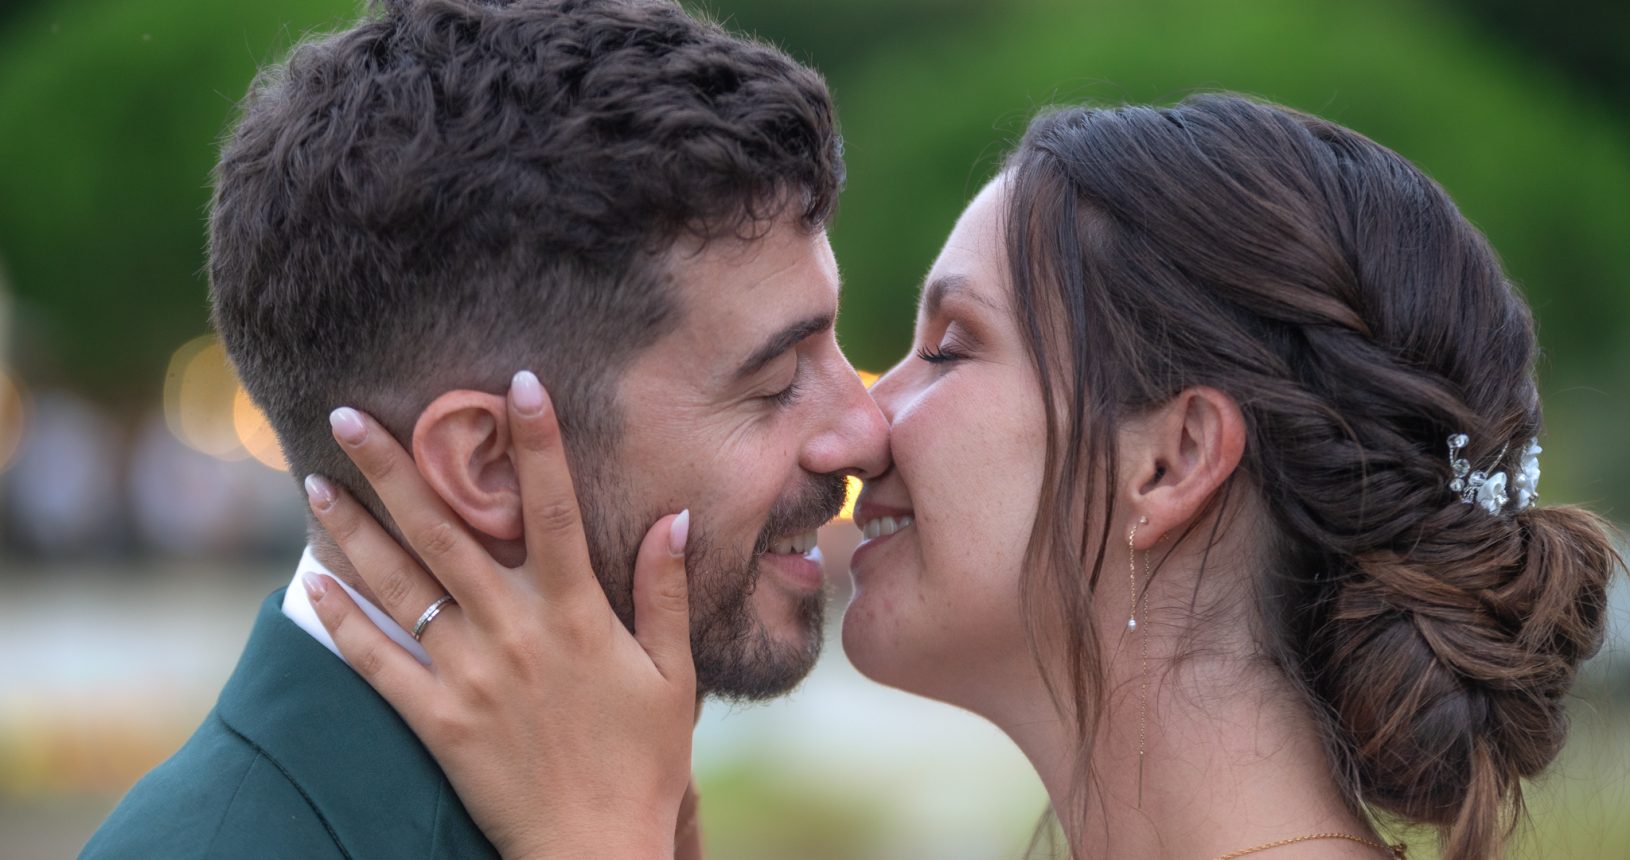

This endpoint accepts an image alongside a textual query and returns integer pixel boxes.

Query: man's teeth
[860,515,914,541]
[769,529,820,555]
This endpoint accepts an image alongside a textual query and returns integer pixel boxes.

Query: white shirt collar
[281,545,432,666]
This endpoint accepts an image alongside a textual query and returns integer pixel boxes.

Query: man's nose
[802,367,891,480]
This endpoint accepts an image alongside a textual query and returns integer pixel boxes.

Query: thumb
[632,509,695,685]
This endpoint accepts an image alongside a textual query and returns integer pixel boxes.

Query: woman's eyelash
[916,346,963,364]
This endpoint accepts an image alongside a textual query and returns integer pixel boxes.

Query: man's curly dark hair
[209,0,843,533]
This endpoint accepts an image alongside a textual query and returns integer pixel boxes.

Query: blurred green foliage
[0,0,1626,515]
[0,0,359,409]
[1440,0,1630,116]
[695,758,896,860]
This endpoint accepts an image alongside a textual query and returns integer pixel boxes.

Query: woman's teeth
[769,529,820,555]
[859,515,914,541]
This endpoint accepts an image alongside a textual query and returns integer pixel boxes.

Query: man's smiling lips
[767,529,820,555]
[761,528,825,594]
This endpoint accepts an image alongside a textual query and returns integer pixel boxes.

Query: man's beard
[577,467,848,702]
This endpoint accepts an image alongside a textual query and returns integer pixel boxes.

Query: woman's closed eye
[916,323,977,365]
[915,346,963,364]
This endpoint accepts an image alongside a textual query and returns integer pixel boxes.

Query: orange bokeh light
[835,370,881,520]
[164,334,284,469]
[233,387,287,472]
[0,366,26,472]
[839,475,862,521]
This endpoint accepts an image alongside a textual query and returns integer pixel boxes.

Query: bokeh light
[232,387,287,472]
[0,365,27,472]
[162,335,285,470]
[163,335,243,460]
[836,371,881,521]
[840,475,862,521]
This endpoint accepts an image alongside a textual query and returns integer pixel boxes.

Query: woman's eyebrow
[922,274,1001,317]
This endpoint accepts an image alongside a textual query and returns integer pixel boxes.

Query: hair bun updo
[1322,503,1615,856]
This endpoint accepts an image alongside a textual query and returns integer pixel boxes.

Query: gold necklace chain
[1213,832,1407,860]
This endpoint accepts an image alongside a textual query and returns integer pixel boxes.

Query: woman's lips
[857,513,914,541]
[850,509,915,573]
[853,497,913,526]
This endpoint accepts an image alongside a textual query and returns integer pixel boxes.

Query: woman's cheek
[905,378,1033,600]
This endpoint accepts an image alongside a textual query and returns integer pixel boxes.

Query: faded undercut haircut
[210,0,843,532]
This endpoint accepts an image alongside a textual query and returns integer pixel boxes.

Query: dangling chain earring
[1127,515,1149,808]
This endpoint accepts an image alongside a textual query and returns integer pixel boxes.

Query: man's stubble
[575,457,847,702]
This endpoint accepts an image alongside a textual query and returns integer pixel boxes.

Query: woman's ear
[411,390,523,541]
[1124,387,1246,548]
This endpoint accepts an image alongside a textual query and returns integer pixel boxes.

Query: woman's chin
[839,593,899,685]
[839,589,930,694]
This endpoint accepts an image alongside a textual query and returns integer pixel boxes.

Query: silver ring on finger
[411,595,456,641]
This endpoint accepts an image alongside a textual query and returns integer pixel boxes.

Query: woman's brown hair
[1004,93,1622,859]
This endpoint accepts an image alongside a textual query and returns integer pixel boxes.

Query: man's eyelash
[771,380,804,406]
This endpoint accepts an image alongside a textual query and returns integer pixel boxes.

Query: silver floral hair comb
[1447,433,1541,515]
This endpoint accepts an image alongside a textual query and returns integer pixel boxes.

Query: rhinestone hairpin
[1447,433,1540,515]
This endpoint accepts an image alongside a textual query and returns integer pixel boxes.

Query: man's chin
[695,593,825,703]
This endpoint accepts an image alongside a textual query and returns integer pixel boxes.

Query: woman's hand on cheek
[304,372,697,860]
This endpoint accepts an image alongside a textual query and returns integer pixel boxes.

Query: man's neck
[308,533,384,606]
[282,545,430,666]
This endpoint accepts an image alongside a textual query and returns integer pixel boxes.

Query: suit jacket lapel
[216,590,497,859]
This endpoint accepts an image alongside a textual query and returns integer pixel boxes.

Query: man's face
[583,216,890,702]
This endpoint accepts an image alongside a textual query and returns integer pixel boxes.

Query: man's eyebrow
[922,274,1001,318]
[732,314,835,382]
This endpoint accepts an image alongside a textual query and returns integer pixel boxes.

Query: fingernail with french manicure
[669,509,690,557]
[511,370,545,417]
[304,474,336,511]
[329,407,367,446]
[302,572,330,603]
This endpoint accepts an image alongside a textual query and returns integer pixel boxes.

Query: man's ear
[411,390,522,541]
[1122,387,1246,548]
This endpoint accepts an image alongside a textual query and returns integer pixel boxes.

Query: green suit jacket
[81,589,499,859]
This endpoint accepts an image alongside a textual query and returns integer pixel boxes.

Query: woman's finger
[631,510,695,684]
[328,406,494,609]
[304,571,438,728]
[305,474,458,641]
[505,371,598,602]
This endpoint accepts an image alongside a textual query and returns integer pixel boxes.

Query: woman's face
[843,177,1051,710]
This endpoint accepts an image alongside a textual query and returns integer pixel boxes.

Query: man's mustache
[751,474,849,555]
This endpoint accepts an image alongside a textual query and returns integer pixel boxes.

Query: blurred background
[1,0,1627,857]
